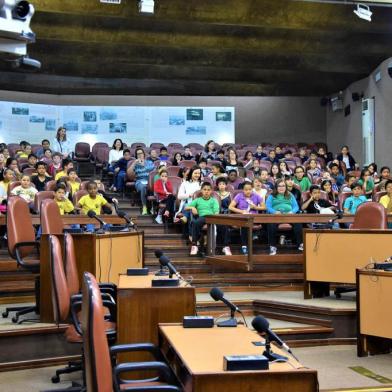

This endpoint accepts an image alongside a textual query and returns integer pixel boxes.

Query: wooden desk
[0,214,128,226]
[159,324,318,392]
[357,269,392,357]
[205,213,359,271]
[304,229,392,298]
[117,274,195,364]
[40,231,144,322]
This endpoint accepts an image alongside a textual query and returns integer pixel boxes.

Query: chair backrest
[6,196,36,259]
[64,232,80,297]
[75,142,91,158]
[180,160,197,169]
[131,142,146,149]
[45,180,58,191]
[338,192,352,211]
[82,272,113,392]
[22,167,36,176]
[373,191,387,203]
[73,190,88,206]
[95,147,110,164]
[40,199,64,235]
[92,143,109,158]
[7,143,20,157]
[150,142,164,149]
[168,143,183,149]
[49,235,70,324]
[8,181,21,195]
[34,190,55,214]
[168,176,183,197]
[351,202,388,229]
[167,166,180,177]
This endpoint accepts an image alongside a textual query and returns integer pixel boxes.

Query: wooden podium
[117,274,196,364]
[159,324,318,392]
[40,231,144,322]
[304,230,392,298]
[357,269,392,357]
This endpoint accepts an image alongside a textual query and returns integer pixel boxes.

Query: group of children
[1,138,392,256]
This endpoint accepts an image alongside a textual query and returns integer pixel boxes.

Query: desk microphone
[252,315,298,361]
[117,210,136,229]
[87,210,106,233]
[154,249,168,276]
[159,255,183,280]
[210,287,239,327]
[329,211,343,224]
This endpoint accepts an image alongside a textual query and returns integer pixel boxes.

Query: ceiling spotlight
[139,0,154,14]
[354,3,372,22]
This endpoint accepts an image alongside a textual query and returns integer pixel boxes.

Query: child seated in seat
[306,159,322,179]
[77,181,111,215]
[154,168,176,224]
[55,158,74,181]
[186,182,219,256]
[293,165,311,192]
[67,168,80,196]
[0,168,15,193]
[302,185,334,214]
[31,162,52,192]
[343,182,367,215]
[49,153,62,177]
[54,184,75,215]
[216,177,232,256]
[379,180,392,228]
[198,158,211,179]
[252,177,267,205]
[209,163,226,182]
[11,174,38,210]
[341,173,356,193]
[229,181,265,255]
[358,168,374,200]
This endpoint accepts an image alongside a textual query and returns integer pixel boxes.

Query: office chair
[40,198,64,235]
[2,196,40,323]
[335,202,388,298]
[49,234,117,386]
[81,272,181,392]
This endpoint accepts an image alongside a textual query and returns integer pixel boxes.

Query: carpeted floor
[0,346,391,392]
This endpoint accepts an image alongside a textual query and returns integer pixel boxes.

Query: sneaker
[142,206,148,215]
[298,243,304,251]
[269,246,277,256]
[241,246,248,255]
[190,245,198,256]
[155,215,163,224]
[222,246,232,256]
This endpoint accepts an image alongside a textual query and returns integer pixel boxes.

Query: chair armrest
[114,361,172,383]
[110,343,162,360]
[70,299,83,336]
[14,241,40,268]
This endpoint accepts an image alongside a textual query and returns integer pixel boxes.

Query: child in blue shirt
[343,182,367,214]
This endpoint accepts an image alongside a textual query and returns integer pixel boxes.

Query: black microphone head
[210,287,224,302]
[159,255,170,266]
[117,210,126,218]
[252,315,269,333]
[87,210,96,218]
[155,249,163,259]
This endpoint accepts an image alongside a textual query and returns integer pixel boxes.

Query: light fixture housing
[354,3,372,22]
[139,0,154,14]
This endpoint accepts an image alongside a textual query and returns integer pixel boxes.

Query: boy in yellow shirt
[55,158,74,181]
[67,168,80,196]
[77,181,109,215]
[54,184,75,215]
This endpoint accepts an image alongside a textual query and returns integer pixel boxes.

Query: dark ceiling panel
[0,0,390,95]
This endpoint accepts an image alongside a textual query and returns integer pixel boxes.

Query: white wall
[0,92,326,146]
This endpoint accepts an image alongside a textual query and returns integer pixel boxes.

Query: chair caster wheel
[11,316,18,323]
[51,375,60,384]
[2,311,8,318]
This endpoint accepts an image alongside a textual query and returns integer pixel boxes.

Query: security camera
[388,61,392,79]
[353,4,372,22]
[0,0,36,58]
[10,55,40,69]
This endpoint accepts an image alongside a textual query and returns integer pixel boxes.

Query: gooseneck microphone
[252,315,298,361]
[159,255,183,280]
[117,210,136,229]
[209,287,240,327]
[154,250,169,276]
[87,210,106,233]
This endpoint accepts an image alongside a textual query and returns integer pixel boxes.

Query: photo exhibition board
[0,102,235,146]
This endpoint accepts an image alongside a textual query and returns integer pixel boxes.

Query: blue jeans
[135,180,147,206]
[115,170,126,191]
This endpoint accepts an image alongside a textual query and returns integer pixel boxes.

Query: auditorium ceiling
[1,0,392,96]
